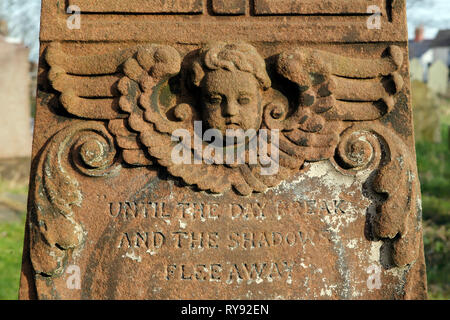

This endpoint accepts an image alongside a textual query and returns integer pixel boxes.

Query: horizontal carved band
[254,0,385,15]
[68,0,386,16]
[68,0,204,13]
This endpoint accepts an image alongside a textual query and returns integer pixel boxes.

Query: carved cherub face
[201,68,263,135]
[190,42,271,136]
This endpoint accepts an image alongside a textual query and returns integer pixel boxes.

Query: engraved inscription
[116,230,312,250]
[165,261,294,283]
[107,199,357,284]
[108,200,352,221]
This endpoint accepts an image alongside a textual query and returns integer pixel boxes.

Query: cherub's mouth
[225,119,241,127]
[225,123,241,130]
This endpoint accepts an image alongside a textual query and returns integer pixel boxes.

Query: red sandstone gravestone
[19,0,427,299]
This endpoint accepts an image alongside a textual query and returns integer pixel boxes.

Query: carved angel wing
[46,43,178,167]
[266,45,404,171]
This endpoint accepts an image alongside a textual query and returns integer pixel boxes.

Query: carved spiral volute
[72,126,121,177]
[334,127,382,174]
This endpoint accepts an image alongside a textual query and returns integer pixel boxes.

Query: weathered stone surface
[212,0,246,15]
[254,0,384,14]
[20,0,427,300]
[68,0,204,13]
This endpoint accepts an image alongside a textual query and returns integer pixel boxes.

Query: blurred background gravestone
[427,60,449,95]
[0,21,32,161]
[410,58,424,82]
[411,80,442,144]
[0,21,31,223]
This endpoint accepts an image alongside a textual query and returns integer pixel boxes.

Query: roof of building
[430,29,450,47]
[408,39,433,59]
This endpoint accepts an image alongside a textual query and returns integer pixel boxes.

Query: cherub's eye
[208,95,222,105]
[238,96,251,105]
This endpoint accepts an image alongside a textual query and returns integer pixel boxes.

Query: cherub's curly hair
[189,42,271,90]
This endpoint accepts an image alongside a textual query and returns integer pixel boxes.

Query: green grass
[0,175,27,300]
[415,99,450,300]
[0,214,25,300]
[416,125,450,198]
[0,178,28,196]
[423,219,450,299]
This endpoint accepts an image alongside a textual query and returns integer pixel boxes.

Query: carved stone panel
[212,0,246,15]
[19,0,427,300]
[68,0,204,13]
[253,0,385,15]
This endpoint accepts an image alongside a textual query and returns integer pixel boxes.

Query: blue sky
[407,0,450,39]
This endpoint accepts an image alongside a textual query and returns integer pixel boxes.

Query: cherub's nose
[223,100,239,117]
